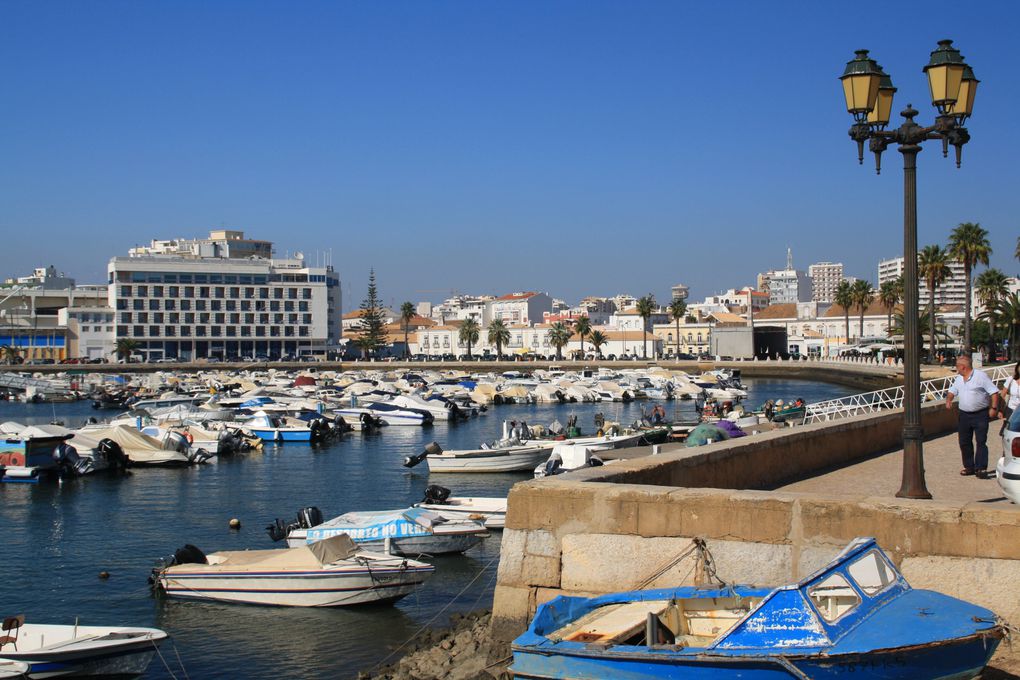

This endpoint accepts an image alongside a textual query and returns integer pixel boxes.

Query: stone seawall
[490,403,1015,643]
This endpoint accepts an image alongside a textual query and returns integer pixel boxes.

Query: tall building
[808,262,844,303]
[762,249,812,305]
[877,256,967,306]
[108,230,341,360]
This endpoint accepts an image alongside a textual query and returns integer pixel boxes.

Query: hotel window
[137,286,147,297]
[153,313,164,323]
[244,288,255,299]
[165,327,175,337]
[302,288,312,299]
[153,286,164,297]
[133,326,144,336]
[216,313,226,324]
[120,286,132,297]
[259,288,270,299]
[288,314,298,324]
[230,314,240,324]
[226,300,237,311]
[180,300,191,311]
[288,288,298,300]
[259,314,269,324]
[199,313,210,324]
[298,301,309,312]
[180,327,191,337]
[244,314,255,324]
[303,314,312,324]
[199,287,210,298]
[185,313,195,324]
[116,299,128,310]
[443,338,449,347]
[120,313,131,324]
[138,313,149,323]
[270,327,280,337]
[148,299,159,311]
[241,327,251,337]
[117,326,128,337]
[133,299,144,310]
[274,313,284,324]
[273,288,283,299]
[168,286,179,298]
[285,327,294,337]
[284,301,295,312]
[270,301,280,311]
[164,300,176,310]
[299,327,309,337]
[229,287,240,299]
[149,326,160,337]
[697,334,703,343]
[196,327,206,337]
[215,287,225,299]
[210,300,221,311]
[183,287,194,298]
[169,313,179,324]
[240,300,251,311]
[211,327,221,337]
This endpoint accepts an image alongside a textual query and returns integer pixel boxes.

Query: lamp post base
[895,427,931,499]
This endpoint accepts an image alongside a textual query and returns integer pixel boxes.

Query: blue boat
[510,538,1003,679]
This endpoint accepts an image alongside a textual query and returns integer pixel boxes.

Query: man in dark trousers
[945,355,1000,478]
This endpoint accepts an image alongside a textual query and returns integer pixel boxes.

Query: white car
[994,410,1020,503]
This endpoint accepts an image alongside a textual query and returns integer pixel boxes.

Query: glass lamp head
[840,49,883,121]
[924,39,967,114]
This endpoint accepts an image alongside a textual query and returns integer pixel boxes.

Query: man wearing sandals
[945,355,1000,479]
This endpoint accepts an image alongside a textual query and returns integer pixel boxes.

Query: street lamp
[839,39,977,500]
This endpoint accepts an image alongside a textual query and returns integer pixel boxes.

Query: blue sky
[2,1,1017,311]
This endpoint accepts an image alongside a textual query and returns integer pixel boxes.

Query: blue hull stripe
[165,580,426,594]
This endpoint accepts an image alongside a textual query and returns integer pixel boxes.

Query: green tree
[573,316,592,360]
[487,318,510,360]
[976,268,1009,360]
[588,330,608,359]
[947,222,992,353]
[990,292,1020,361]
[635,295,656,359]
[355,269,387,359]
[878,280,900,337]
[889,305,952,350]
[115,338,140,362]
[458,318,480,359]
[399,301,415,359]
[548,322,572,361]
[834,280,854,343]
[851,279,875,339]
[1015,236,1020,263]
[668,299,687,359]
[918,244,952,362]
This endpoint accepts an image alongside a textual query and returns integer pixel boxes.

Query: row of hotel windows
[119,313,313,325]
[117,326,309,338]
[113,272,337,286]
[117,298,312,312]
[118,285,314,300]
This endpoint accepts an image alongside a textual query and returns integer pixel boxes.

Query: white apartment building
[489,292,553,326]
[108,231,341,360]
[431,295,494,325]
[59,306,116,360]
[878,256,967,306]
[808,262,844,303]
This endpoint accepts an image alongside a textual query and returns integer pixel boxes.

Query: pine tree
[355,269,387,358]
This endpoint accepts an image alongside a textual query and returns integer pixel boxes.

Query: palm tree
[668,299,687,359]
[635,295,656,359]
[487,318,510,360]
[834,280,854,343]
[947,222,992,353]
[976,268,1009,361]
[573,316,592,360]
[399,301,415,359]
[1,345,21,365]
[588,330,608,359]
[990,292,1020,361]
[458,318,480,359]
[851,279,874,339]
[548,322,572,361]
[878,280,900,337]
[1015,236,1020,263]
[918,244,952,362]
[889,305,952,350]
[115,338,140,362]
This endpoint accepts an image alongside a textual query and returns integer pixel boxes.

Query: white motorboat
[274,507,488,555]
[155,535,433,607]
[535,441,615,478]
[335,403,432,427]
[384,394,459,421]
[403,441,556,474]
[414,486,507,530]
[0,617,167,678]
[74,425,193,467]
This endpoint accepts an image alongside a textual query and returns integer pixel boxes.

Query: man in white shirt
[946,355,1000,478]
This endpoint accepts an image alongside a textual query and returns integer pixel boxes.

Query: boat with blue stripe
[510,537,1004,679]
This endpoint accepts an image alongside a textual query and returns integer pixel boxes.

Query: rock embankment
[360,611,510,680]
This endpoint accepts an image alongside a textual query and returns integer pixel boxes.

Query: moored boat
[403,442,556,474]
[413,485,507,529]
[510,537,1004,679]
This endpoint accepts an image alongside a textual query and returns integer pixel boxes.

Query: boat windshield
[846,550,897,595]
[807,573,860,622]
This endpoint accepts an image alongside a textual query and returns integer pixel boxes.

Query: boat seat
[0,615,23,651]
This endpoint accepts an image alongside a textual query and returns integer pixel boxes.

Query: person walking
[945,355,1000,478]
[999,361,1020,439]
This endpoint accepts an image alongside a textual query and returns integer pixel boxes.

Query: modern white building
[59,307,116,360]
[488,292,553,326]
[761,249,812,305]
[808,262,844,303]
[878,256,967,306]
[108,230,341,360]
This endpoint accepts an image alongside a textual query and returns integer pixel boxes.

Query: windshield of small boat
[846,550,898,596]
[807,573,860,623]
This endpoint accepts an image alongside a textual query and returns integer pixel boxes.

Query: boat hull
[159,567,431,607]
[427,446,554,473]
[0,625,165,679]
[248,428,312,442]
[511,632,1000,679]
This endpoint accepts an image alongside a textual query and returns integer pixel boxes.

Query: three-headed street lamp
[839,39,978,500]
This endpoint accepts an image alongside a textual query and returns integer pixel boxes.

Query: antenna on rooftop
[786,247,793,270]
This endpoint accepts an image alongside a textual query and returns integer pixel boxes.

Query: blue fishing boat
[510,538,1003,679]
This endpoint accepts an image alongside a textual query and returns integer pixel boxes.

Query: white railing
[805,365,1013,424]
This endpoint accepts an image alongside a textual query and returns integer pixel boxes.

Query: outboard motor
[543,455,563,476]
[217,430,238,456]
[98,438,130,471]
[309,419,325,443]
[162,431,189,453]
[172,544,208,566]
[404,441,442,468]
[53,442,94,477]
[297,506,323,529]
[422,484,451,505]
[266,518,290,542]
[187,448,215,464]
[332,414,351,435]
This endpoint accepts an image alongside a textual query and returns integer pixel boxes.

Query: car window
[847,550,897,595]
[1009,408,1020,432]
[808,573,860,622]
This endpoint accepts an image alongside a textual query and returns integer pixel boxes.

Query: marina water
[0,378,852,679]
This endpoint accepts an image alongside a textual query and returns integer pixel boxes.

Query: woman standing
[1000,361,1020,439]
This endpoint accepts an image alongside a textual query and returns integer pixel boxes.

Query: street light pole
[840,40,978,500]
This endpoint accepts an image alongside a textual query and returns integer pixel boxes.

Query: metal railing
[805,365,1013,424]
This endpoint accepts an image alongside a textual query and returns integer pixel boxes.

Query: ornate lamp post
[839,40,978,500]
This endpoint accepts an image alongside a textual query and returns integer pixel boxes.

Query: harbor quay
[490,402,1020,676]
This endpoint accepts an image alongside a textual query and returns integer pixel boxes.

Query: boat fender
[404,441,443,468]
[297,506,323,529]
[172,544,208,566]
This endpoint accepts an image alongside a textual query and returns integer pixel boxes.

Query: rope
[367,553,500,674]
[151,637,180,680]
[170,638,192,680]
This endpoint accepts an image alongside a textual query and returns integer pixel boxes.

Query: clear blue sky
[2,1,1017,311]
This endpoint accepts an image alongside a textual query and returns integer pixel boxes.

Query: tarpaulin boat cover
[82,425,165,451]
[309,534,358,565]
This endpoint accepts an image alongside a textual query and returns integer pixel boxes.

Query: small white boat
[414,486,507,530]
[154,534,433,607]
[278,507,489,555]
[0,617,167,678]
[535,441,615,478]
[335,404,432,427]
[403,442,556,474]
[75,425,193,467]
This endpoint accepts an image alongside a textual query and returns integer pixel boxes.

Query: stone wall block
[490,584,537,643]
[495,529,527,585]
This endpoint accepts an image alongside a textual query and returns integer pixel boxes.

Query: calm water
[0,378,852,679]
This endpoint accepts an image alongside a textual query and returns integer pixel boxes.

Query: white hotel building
[108,230,341,360]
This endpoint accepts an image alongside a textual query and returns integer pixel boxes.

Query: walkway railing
[805,365,1013,424]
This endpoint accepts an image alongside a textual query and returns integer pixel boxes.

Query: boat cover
[82,425,165,451]
[309,534,358,564]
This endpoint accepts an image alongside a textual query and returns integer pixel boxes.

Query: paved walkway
[777,428,1014,505]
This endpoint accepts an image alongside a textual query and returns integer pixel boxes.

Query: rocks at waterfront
[360,611,510,680]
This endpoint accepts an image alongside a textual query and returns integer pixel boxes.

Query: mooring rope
[151,637,181,680]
